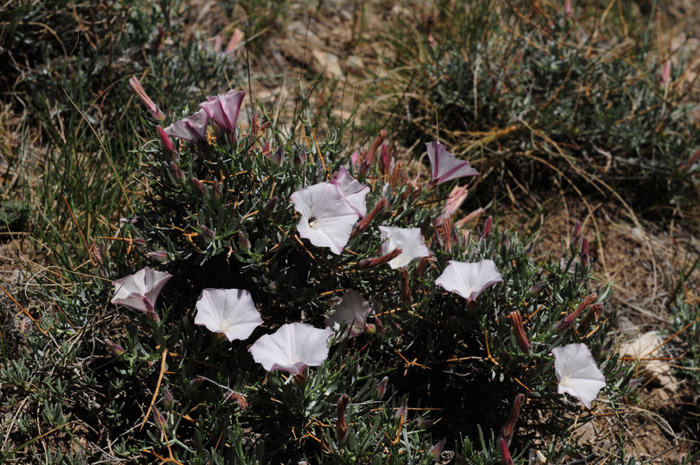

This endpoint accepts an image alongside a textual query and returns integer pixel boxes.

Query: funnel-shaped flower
[164,109,209,143]
[200,89,246,134]
[427,141,478,185]
[291,182,360,255]
[111,267,172,313]
[194,288,263,342]
[325,289,372,339]
[249,322,334,375]
[378,226,430,269]
[435,259,503,301]
[552,343,606,409]
[332,166,369,217]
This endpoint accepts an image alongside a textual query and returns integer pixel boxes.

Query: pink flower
[200,89,246,134]
[332,166,370,217]
[249,322,334,375]
[552,343,606,409]
[111,267,172,313]
[129,76,165,121]
[378,226,430,269]
[435,259,503,301]
[194,288,263,342]
[426,141,478,185]
[325,289,372,339]
[291,183,360,255]
[443,185,469,216]
[164,109,209,143]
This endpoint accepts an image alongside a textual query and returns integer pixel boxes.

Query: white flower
[249,323,334,375]
[194,288,263,342]
[552,343,606,409]
[111,267,172,313]
[435,259,503,301]
[427,141,479,185]
[378,226,430,269]
[325,289,372,339]
[332,166,370,217]
[291,182,360,255]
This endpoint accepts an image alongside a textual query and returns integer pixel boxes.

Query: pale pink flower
[249,322,334,375]
[111,267,172,313]
[426,141,478,185]
[378,226,430,269]
[200,89,246,134]
[435,259,503,301]
[552,343,606,409]
[164,109,209,143]
[291,183,359,255]
[325,289,372,339]
[332,166,370,217]
[194,288,263,342]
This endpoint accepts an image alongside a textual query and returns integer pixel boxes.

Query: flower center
[309,217,320,229]
[390,256,403,267]
[220,318,230,332]
[561,375,571,387]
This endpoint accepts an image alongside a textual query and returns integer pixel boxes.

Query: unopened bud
[238,231,251,252]
[200,225,215,243]
[572,220,582,248]
[105,338,126,357]
[162,386,174,410]
[377,376,389,398]
[581,236,590,267]
[352,198,388,238]
[396,398,408,421]
[501,393,524,445]
[578,302,603,334]
[428,438,447,460]
[336,394,349,444]
[151,407,168,429]
[293,149,307,167]
[400,268,412,303]
[359,248,402,269]
[263,196,278,213]
[564,0,573,17]
[272,146,285,164]
[555,293,597,331]
[211,178,221,200]
[528,282,548,295]
[157,125,177,159]
[509,311,531,355]
[170,162,184,181]
[374,316,386,335]
[380,143,391,174]
[499,438,515,465]
[148,251,169,262]
[482,216,493,240]
[191,177,206,196]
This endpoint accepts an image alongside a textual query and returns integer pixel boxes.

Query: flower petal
[435,260,502,301]
[249,323,334,375]
[325,289,372,339]
[378,226,430,269]
[427,141,478,184]
[195,288,263,341]
[552,344,606,409]
[332,166,369,217]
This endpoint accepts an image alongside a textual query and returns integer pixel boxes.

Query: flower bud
[377,376,389,398]
[428,438,447,460]
[272,146,285,164]
[105,338,126,357]
[380,142,391,174]
[162,385,174,411]
[396,398,408,421]
[200,225,215,243]
[499,438,515,465]
[509,311,531,355]
[148,251,169,262]
[578,302,603,334]
[501,393,524,445]
[336,394,350,444]
[263,196,278,214]
[351,198,388,238]
[581,236,590,267]
[157,125,177,159]
[374,316,386,335]
[555,293,597,331]
[444,185,468,216]
[151,406,168,429]
[482,216,493,240]
[238,231,251,252]
[191,177,206,196]
[528,282,547,295]
[211,178,221,200]
[564,0,573,17]
[359,248,402,269]
[572,220,582,248]
[170,162,184,181]
[129,76,166,121]
[293,149,307,167]
[400,268,412,303]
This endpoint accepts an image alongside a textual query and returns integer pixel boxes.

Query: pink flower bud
[359,248,403,269]
[509,311,531,355]
[336,394,349,444]
[105,338,126,357]
[200,225,215,243]
[380,143,391,174]
[555,293,597,331]
[428,438,446,460]
[377,376,389,398]
[148,251,169,262]
[211,178,221,200]
[170,162,184,181]
[191,178,206,196]
[564,0,573,17]
[499,438,514,465]
[351,198,388,238]
[129,76,166,121]
[396,398,408,421]
[156,126,177,159]
[501,393,524,445]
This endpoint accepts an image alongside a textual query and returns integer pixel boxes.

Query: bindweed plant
[100,82,634,463]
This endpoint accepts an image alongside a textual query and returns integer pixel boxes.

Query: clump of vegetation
[379,0,700,214]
